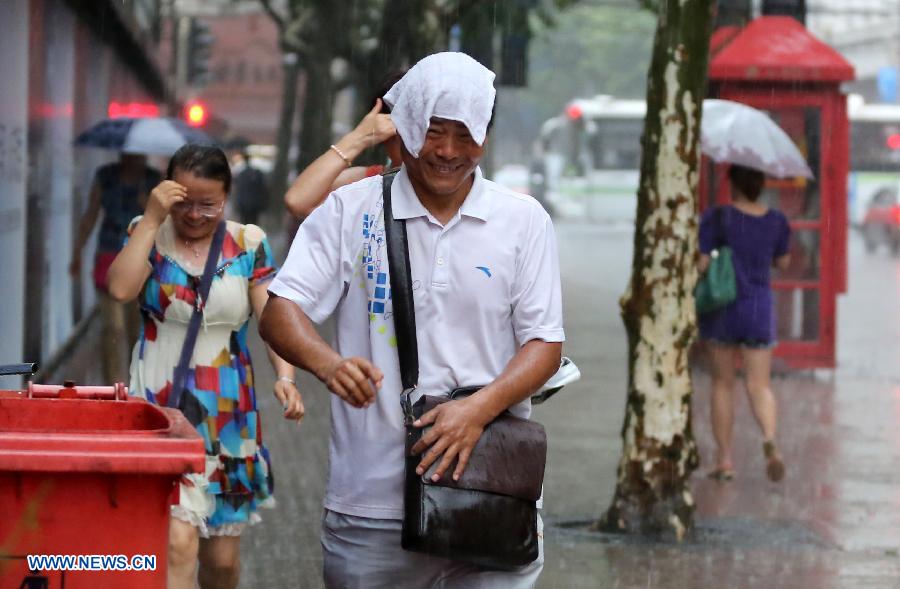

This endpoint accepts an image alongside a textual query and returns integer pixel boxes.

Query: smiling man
[260,52,564,588]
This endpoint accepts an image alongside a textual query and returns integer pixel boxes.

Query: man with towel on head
[261,52,564,587]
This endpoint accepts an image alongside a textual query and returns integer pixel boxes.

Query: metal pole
[174,16,191,108]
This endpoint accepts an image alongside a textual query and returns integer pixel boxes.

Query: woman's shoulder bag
[695,206,737,315]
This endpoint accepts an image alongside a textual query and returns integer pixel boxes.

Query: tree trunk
[270,53,300,205]
[295,55,335,174]
[356,0,449,108]
[596,0,714,541]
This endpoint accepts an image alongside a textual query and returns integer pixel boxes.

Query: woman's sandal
[763,441,785,482]
[707,467,735,482]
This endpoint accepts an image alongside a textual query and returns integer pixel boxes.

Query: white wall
[0,0,29,383]
[74,40,114,315]
[40,0,76,359]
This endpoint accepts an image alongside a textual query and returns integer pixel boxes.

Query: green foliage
[530,3,655,112]
[258,0,600,169]
[262,0,587,99]
[491,2,656,165]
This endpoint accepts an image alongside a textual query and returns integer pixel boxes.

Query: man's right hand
[322,357,383,408]
[144,180,186,225]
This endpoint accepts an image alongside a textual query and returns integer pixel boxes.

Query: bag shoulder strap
[712,205,729,249]
[382,172,419,416]
[169,220,227,409]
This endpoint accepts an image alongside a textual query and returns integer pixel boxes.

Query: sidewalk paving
[33,221,900,588]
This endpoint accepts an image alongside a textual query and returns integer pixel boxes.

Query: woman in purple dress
[699,164,791,483]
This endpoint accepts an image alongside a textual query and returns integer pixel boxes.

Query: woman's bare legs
[741,346,784,481]
[741,347,777,439]
[198,535,242,589]
[709,343,737,475]
[168,518,199,589]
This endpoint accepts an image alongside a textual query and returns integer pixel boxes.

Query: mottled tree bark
[596,0,714,540]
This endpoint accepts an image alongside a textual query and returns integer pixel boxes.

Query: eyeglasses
[171,200,225,218]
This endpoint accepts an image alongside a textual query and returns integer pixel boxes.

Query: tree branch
[258,0,286,34]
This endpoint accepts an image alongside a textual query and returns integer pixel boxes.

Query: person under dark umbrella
[70,152,162,384]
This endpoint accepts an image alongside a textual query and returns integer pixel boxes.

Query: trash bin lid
[0,396,205,475]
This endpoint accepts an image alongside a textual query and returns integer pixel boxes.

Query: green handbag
[695,207,737,315]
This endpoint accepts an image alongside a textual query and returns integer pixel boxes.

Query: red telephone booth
[702,16,855,369]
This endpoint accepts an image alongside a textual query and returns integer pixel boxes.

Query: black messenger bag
[381,172,547,569]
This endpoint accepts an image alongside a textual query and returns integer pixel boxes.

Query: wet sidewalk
[31,222,900,588]
[535,225,900,589]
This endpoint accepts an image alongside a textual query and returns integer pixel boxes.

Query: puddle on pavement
[547,517,836,550]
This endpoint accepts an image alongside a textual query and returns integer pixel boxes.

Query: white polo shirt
[269,166,565,519]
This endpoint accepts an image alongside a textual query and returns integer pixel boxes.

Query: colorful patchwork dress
[127,216,277,537]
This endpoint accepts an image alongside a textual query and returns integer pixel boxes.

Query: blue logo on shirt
[368,272,390,315]
[476,266,492,278]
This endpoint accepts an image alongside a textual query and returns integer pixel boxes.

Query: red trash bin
[0,382,205,588]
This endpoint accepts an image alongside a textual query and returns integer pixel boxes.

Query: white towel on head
[383,52,496,158]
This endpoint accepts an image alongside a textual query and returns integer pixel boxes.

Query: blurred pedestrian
[283,70,405,220]
[698,163,791,483]
[226,138,270,226]
[107,144,303,589]
[261,52,561,588]
[69,152,161,384]
[529,142,551,214]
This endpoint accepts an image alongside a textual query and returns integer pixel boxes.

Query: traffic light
[498,1,531,87]
[761,0,806,24]
[499,31,529,87]
[457,0,532,88]
[184,100,208,127]
[186,18,214,87]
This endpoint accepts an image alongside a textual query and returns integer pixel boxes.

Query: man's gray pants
[321,509,544,588]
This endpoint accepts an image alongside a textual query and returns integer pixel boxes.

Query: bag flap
[409,395,547,502]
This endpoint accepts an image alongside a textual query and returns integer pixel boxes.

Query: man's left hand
[410,396,492,482]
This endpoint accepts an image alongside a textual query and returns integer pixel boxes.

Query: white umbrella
[701,99,814,179]
[75,117,213,156]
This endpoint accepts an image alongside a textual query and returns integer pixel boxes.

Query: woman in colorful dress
[108,144,303,589]
[699,164,791,484]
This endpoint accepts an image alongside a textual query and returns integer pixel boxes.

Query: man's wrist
[312,354,342,384]
[462,390,502,427]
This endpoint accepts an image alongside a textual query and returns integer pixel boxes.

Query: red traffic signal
[184,101,208,127]
[887,133,900,150]
[566,103,583,121]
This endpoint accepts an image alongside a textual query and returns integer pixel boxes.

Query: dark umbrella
[75,117,214,155]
